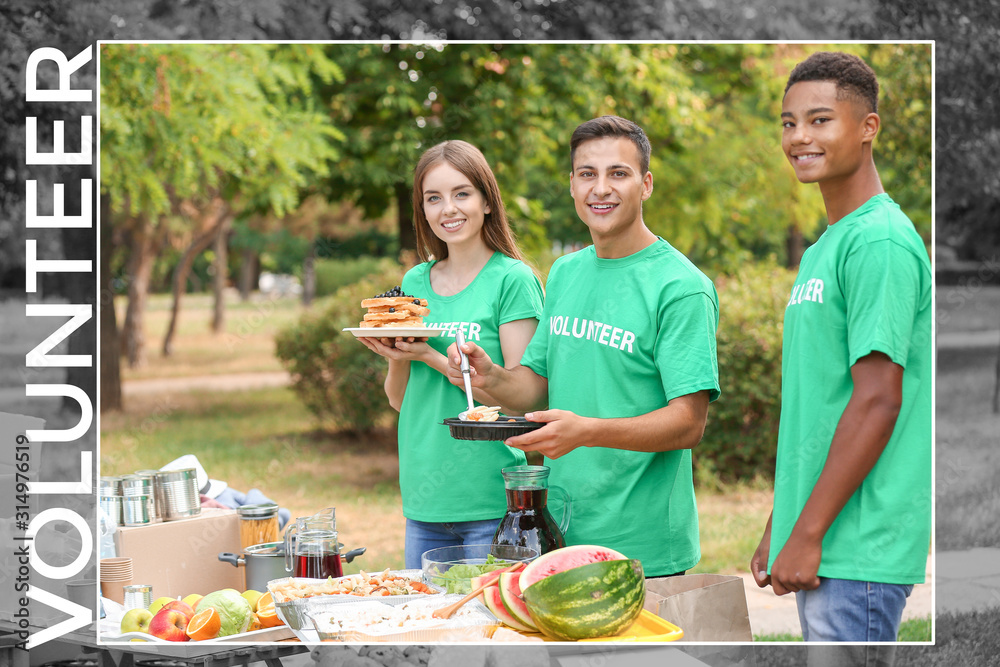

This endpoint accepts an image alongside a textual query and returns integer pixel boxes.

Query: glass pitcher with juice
[284,507,342,578]
[492,465,571,555]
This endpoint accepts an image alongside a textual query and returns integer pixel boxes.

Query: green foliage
[274,262,402,432]
[316,230,399,259]
[897,615,932,642]
[313,43,929,271]
[755,616,931,643]
[101,43,344,219]
[314,256,395,297]
[700,262,796,481]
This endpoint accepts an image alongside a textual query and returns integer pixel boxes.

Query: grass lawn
[100,385,407,573]
[690,476,772,576]
[102,290,778,577]
[754,611,1000,666]
[98,283,991,653]
[753,615,931,643]
[935,345,1000,549]
[937,284,1000,334]
[115,292,306,380]
[0,299,74,389]
[100,381,775,577]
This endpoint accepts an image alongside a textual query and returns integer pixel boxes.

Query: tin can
[122,584,153,611]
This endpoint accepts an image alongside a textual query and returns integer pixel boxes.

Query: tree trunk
[100,193,122,412]
[395,182,416,253]
[60,178,98,414]
[786,224,804,269]
[238,247,258,302]
[994,338,1000,414]
[211,222,231,333]
[162,200,230,357]
[302,239,316,307]
[121,218,160,368]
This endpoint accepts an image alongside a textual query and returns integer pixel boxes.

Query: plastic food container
[421,544,538,594]
[306,594,499,643]
[268,571,434,630]
[442,417,544,441]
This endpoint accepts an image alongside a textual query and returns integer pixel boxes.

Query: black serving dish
[442,416,545,441]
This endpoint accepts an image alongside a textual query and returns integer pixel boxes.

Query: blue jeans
[404,518,501,570]
[796,577,913,642]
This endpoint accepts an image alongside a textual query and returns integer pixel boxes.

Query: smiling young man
[445,116,720,577]
[750,52,932,649]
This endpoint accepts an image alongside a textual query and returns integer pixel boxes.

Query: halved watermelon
[482,585,535,633]
[498,571,537,632]
[520,544,627,590]
[522,558,645,641]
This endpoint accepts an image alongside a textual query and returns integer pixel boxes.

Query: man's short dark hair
[571,115,651,175]
[784,51,879,114]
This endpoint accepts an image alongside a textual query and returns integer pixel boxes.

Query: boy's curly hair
[785,51,879,114]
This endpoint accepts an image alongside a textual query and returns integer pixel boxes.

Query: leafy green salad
[427,555,513,594]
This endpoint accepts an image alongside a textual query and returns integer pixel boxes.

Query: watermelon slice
[483,585,535,633]
[471,569,506,602]
[498,571,538,632]
[520,544,627,590]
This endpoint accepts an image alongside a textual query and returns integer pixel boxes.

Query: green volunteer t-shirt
[769,194,932,584]
[398,252,543,522]
[520,239,720,576]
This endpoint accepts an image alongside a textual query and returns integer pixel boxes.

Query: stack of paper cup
[99,557,133,604]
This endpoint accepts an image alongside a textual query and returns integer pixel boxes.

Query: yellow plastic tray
[517,610,683,642]
[581,610,683,642]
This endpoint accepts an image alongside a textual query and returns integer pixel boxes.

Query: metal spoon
[455,329,476,420]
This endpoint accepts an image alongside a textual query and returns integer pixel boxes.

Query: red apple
[147,608,190,642]
[161,600,195,622]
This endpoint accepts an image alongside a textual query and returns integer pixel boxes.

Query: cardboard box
[112,508,244,599]
[644,574,753,642]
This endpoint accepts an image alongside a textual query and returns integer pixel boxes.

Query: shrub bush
[699,261,797,482]
[275,259,403,433]
[314,256,392,297]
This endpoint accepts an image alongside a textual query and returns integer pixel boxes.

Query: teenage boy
[750,52,931,643]
[446,116,720,577]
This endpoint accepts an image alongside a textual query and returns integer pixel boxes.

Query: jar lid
[237,502,279,519]
[244,541,285,555]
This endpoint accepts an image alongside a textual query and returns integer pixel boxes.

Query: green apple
[148,596,175,614]
[241,590,263,612]
[182,593,203,609]
[120,608,153,635]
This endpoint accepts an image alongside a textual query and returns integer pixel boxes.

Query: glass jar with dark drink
[492,465,571,556]
[293,530,343,579]
[284,509,342,578]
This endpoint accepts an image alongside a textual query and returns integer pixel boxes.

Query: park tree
[314,43,718,262]
[841,0,1000,258]
[101,44,343,369]
[0,0,106,411]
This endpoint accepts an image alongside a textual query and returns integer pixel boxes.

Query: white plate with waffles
[344,327,450,338]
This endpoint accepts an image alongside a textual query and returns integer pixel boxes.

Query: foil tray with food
[268,569,440,631]
[304,594,499,643]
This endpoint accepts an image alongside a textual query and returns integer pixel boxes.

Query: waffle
[361,296,429,309]
[360,287,429,328]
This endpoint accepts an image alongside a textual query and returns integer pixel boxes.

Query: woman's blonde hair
[411,140,525,263]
